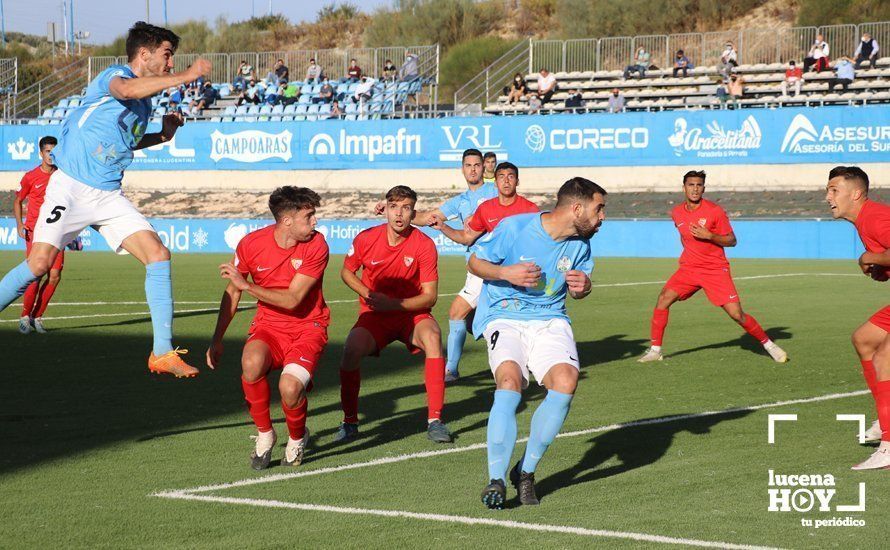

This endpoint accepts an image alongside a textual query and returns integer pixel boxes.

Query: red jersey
[467,195,539,233]
[16,166,54,230]
[671,198,733,270]
[235,225,330,329]
[855,199,890,278]
[344,223,438,314]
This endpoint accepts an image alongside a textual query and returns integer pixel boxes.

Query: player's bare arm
[566,270,592,299]
[220,262,318,310]
[429,214,483,246]
[135,111,184,149]
[341,264,371,299]
[12,195,25,239]
[468,254,541,288]
[690,225,737,247]
[411,208,444,227]
[860,250,890,268]
[108,58,211,101]
[207,280,243,369]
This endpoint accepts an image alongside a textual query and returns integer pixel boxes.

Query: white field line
[590,272,858,289]
[154,493,781,550]
[163,389,869,496]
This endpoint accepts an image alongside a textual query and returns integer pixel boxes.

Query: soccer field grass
[1,250,887,549]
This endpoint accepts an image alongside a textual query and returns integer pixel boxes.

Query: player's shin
[282,397,308,441]
[145,261,174,356]
[486,389,521,481]
[33,279,59,318]
[21,280,39,317]
[241,376,273,432]
[740,314,769,344]
[340,368,361,424]
[875,380,890,442]
[521,390,573,473]
[650,308,669,348]
[862,359,878,397]
[425,357,446,421]
[446,320,468,374]
[0,261,39,311]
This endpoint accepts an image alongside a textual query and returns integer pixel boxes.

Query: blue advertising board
[2,105,888,171]
[0,217,866,260]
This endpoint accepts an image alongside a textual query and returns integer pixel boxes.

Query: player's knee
[851,328,874,356]
[340,344,365,371]
[241,355,267,382]
[494,362,523,392]
[27,255,51,278]
[547,366,579,394]
[48,271,61,286]
[449,298,470,320]
[420,327,442,354]
[279,375,306,408]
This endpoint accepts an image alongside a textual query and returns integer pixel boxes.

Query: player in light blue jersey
[0,22,211,377]
[468,177,606,509]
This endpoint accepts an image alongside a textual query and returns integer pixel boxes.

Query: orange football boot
[148,348,199,378]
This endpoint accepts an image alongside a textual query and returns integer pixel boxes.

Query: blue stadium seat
[210,116,222,122]
[298,95,311,105]
[58,98,69,108]
[270,115,282,122]
[154,106,166,116]
[233,116,246,122]
[311,84,322,94]
[409,80,422,94]
[68,98,81,108]
[271,104,284,114]
[27,119,38,125]
[222,116,234,122]
[49,119,61,125]
[282,115,294,122]
[283,104,296,114]
[307,104,320,121]
[52,108,66,118]
[318,104,332,119]
[294,104,308,121]
[300,84,312,95]
[336,83,349,94]
[260,105,273,115]
[219,85,231,98]
[224,106,237,116]
[347,83,358,93]
[247,105,261,115]
[244,116,257,122]
[397,82,410,92]
[235,105,249,116]
[40,109,54,118]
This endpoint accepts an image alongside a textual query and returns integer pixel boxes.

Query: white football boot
[851,441,890,471]
[18,316,32,334]
[32,317,47,334]
[250,429,277,471]
[283,428,310,467]
[763,341,788,363]
[637,346,663,363]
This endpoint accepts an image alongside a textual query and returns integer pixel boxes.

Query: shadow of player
[667,327,792,360]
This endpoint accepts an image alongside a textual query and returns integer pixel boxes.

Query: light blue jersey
[52,65,152,191]
[439,181,498,258]
[472,212,594,337]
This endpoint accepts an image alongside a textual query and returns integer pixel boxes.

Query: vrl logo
[439,125,507,162]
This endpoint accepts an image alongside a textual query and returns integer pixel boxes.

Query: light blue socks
[445,319,467,375]
[0,261,37,311]
[521,390,573,473]
[486,389,521,481]
[145,261,174,356]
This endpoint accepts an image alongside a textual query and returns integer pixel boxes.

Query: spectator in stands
[623,47,651,79]
[163,86,183,108]
[727,74,745,108]
[827,56,855,92]
[189,81,219,116]
[854,33,880,69]
[330,100,343,119]
[354,76,376,103]
[265,79,287,105]
[607,88,625,113]
[315,78,335,104]
[282,81,300,106]
[507,73,528,104]
[347,59,363,82]
[673,50,692,78]
[565,88,584,113]
[527,93,542,114]
[716,80,729,106]
[399,53,419,81]
[536,68,558,104]
[234,60,255,90]
[236,79,262,106]
[274,58,289,81]
[780,60,804,96]
[383,59,397,82]
[803,34,830,73]
[483,153,497,184]
[720,42,738,78]
[306,58,324,84]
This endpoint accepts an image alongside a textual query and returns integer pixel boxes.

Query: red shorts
[25,232,64,271]
[665,266,740,307]
[869,306,890,333]
[246,322,328,387]
[353,311,435,356]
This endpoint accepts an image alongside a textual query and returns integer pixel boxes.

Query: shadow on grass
[667,327,792,360]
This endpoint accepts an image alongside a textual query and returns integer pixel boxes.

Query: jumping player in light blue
[468,177,607,508]
[0,22,211,377]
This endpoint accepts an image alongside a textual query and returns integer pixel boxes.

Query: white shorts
[482,318,580,387]
[457,271,484,308]
[33,169,155,254]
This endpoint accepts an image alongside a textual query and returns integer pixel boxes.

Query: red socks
[425,357,445,421]
[875,380,890,442]
[650,308,669,346]
[21,280,39,317]
[282,398,307,440]
[741,314,769,344]
[340,368,361,424]
[862,360,878,397]
[33,280,58,318]
[241,376,272,432]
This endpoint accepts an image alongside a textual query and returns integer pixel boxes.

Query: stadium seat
[270,115,282,121]
[271,104,284,114]
[234,105,249,116]
[224,106,237,116]
[52,108,66,118]
[298,94,311,104]
[58,99,69,108]
[260,105,273,115]
[318,104,332,119]
[210,116,222,122]
[294,104,309,121]
[247,105,261,115]
[307,104,320,121]
[67,98,81,108]
[283,104,297,114]
[40,109,54,119]
[300,84,313,95]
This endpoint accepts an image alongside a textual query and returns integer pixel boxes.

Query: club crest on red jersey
[698,218,707,226]
[291,259,303,270]
[404,256,414,267]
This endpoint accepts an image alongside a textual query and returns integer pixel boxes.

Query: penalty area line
[164,389,869,496]
[153,493,781,550]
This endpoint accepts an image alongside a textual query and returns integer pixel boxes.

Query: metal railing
[459,20,890,110]
[0,58,17,95]
[5,57,89,119]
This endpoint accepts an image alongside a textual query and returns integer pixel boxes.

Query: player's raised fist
[188,58,213,79]
[503,262,541,288]
[428,214,444,230]
[373,200,386,216]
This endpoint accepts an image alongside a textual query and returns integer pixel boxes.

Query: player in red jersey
[206,187,329,470]
[638,170,788,363]
[825,166,890,470]
[430,161,539,250]
[13,136,64,335]
[336,185,453,444]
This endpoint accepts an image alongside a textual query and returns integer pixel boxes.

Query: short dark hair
[38,136,57,149]
[495,161,518,178]
[483,152,497,161]
[682,170,707,184]
[269,186,321,220]
[462,148,483,162]
[385,185,417,203]
[829,166,869,191]
[126,21,179,61]
[556,177,607,206]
